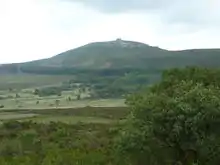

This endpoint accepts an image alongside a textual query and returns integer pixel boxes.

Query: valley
[0,40,220,164]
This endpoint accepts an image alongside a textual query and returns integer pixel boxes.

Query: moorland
[1,39,220,164]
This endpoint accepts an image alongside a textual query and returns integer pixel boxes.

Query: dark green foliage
[33,89,39,95]
[73,70,159,99]
[0,96,4,100]
[9,107,128,120]
[55,100,60,108]
[0,121,124,165]
[15,93,20,98]
[36,87,62,97]
[117,67,220,165]
[76,94,81,100]
[67,96,72,101]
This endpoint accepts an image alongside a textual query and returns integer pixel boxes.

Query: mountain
[22,39,171,69]
[1,39,220,74]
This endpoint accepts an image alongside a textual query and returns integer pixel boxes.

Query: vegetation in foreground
[1,67,220,165]
[116,67,220,165]
[0,106,128,164]
[0,121,121,165]
[0,106,128,124]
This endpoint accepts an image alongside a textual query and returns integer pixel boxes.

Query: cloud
[164,1,220,27]
[71,0,169,13]
[0,0,220,64]
[0,0,102,63]
[69,0,220,47]
[70,0,220,28]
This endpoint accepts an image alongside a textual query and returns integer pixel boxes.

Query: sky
[0,0,220,64]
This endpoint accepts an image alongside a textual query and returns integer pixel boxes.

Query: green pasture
[0,74,73,90]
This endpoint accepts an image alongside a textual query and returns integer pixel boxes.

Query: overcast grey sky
[0,0,220,64]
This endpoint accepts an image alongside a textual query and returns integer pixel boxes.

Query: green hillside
[20,39,171,69]
[1,39,220,75]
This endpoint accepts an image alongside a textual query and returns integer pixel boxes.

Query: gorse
[116,67,220,165]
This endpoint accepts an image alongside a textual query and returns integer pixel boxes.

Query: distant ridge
[1,39,220,74]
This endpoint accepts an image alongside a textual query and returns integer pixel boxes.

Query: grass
[0,106,128,124]
[6,107,128,119]
[0,74,73,90]
[0,80,125,110]
[0,74,127,124]
[0,112,38,120]
[0,86,126,124]
[0,97,125,109]
[24,116,114,124]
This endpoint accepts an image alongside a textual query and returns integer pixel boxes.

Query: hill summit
[22,39,170,69]
[1,39,220,74]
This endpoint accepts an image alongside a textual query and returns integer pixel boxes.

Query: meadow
[0,74,126,124]
[0,74,129,164]
[0,106,128,124]
[0,74,73,90]
[2,67,219,165]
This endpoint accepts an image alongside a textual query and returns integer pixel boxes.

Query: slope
[1,39,220,75]
[22,39,171,69]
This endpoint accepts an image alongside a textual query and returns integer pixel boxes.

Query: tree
[117,67,220,165]
[15,93,20,98]
[76,94,81,100]
[55,100,60,108]
[81,87,86,93]
[33,89,40,95]
[67,97,71,101]
[33,87,62,97]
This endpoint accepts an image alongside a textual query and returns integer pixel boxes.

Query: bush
[0,121,121,165]
[117,67,220,165]
[37,87,62,97]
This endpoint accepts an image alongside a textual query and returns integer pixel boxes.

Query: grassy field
[0,90,126,123]
[0,96,125,109]
[0,85,125,109]
[0,74,127,124]
[0,112,38,120]
[0,74,125,109]
[0,74,73,90]
[23,116,114,124]
[0,74,131,164]
[0,106,128,125]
